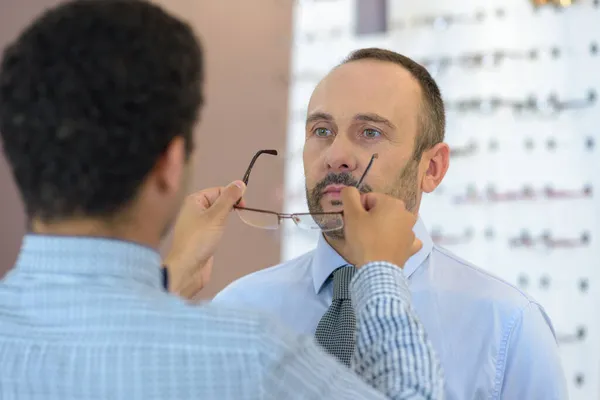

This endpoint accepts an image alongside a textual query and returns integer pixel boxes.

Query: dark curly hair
[0,0,203,222]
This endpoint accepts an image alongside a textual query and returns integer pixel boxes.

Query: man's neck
[31,217,161,250]
[323,234,349,262]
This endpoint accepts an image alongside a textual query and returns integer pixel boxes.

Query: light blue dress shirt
[214,218,569,400]
[0,234,443,399]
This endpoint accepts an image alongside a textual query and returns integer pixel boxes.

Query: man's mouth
[322,184,348,199]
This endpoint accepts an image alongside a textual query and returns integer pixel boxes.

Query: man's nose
[324,136,357,173]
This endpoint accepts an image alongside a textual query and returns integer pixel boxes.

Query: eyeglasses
[234,150,378,231]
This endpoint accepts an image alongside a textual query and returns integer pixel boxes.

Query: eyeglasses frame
[233,149,378,231]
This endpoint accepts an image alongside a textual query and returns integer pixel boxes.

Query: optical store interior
[0,0,598,399]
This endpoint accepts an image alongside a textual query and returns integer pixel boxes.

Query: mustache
[311,172,372,198]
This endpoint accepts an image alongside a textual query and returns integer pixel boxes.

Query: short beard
[306,160,419,240]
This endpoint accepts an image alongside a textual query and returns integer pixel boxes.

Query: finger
[191,187,224,209]
[341,186,365,218]
[189,291,204,304]
[207,180,246,218]
[236,197,247,208]
[400,206,418,228]
[360,192,383,212]
[409,238,422,256]
[177,283,193,300]
[178,274,204,300]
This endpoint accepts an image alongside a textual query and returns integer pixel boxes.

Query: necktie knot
[332,265,355,301]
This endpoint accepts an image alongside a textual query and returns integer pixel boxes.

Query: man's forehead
[308,60,421,119]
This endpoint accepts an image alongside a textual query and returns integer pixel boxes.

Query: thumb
[341,186,364,219]
[209,180,246,218]
[410,238,423,256]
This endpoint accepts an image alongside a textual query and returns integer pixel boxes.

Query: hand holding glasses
[234,150,378,232]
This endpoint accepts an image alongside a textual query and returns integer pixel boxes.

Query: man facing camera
[214,48,568,399]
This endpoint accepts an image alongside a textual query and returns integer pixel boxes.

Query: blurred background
[0,0,599,398]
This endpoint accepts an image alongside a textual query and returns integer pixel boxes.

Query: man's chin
[320,200,343,213]
[323,227,345,240]
[319,203,345,239]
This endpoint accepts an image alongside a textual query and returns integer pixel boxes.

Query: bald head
[302,48,450,238]
[336,48,445,160]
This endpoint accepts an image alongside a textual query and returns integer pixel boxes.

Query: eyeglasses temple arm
[356,153,378,188]
[236,149,278,205]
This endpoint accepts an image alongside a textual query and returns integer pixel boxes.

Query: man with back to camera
[0,1,445,399]
[213,48,569,399]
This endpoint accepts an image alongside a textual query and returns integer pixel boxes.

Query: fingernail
[231,180,245,189]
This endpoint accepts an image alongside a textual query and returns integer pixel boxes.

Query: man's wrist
[350,261,411,312]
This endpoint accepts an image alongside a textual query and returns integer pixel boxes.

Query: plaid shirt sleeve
[257,261,444,400]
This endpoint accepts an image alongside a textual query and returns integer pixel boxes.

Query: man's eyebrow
[305,112,333,126]
[305,112,396,130]
[354,113,396,129]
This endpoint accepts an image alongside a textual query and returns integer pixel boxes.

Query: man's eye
[314,128,332,137]
[363,129,381,139]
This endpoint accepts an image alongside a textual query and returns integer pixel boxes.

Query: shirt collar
[311,216,434,294]
[12,234,163,289]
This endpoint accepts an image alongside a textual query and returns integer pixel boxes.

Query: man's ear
[153,136,187,194]
[420,143,450,194]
